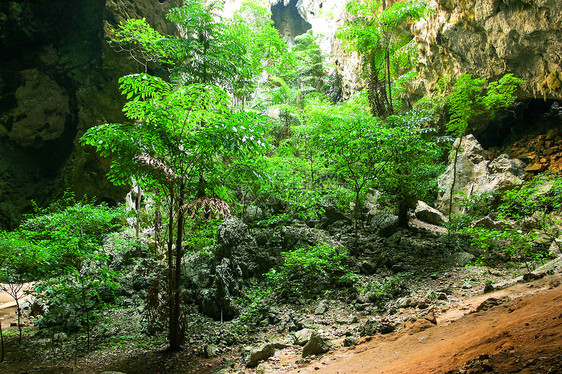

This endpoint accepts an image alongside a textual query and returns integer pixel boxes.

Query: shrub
[265,244,357,298]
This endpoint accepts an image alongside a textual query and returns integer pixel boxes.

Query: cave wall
[0,0,179,229]
[412,0,562,101]
[1,0,560,228]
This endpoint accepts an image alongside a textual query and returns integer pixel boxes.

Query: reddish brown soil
[276,274,562,374]
[1,275,561,373]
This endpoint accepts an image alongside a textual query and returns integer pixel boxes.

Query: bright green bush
[265,244,357,298]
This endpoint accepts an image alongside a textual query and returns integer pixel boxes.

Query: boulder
[293,328,314,346]
[359,320,380,337]
[414,200,449,225]
[203,344,219,358]
[321,206,351,228]
[282,225,319,250]
[343,336,357,347]
[451,251,476,266]
[436,136,525,215]
[371,211,399,237]
[549,237,562,256]
[243,205,264,222]
[470,216,519,230]
[302,332,332,358]
[244,343,275,368]
[314,300,329,315]
[186,217,279,321]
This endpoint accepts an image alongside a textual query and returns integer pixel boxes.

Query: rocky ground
[0,254,560,374]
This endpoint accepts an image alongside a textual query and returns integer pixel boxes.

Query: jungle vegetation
[0,0,552,359]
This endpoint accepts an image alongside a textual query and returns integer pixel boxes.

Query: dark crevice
[271,0,311,46]
[475,99,560,149]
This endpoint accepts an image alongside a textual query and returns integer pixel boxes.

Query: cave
[271,0,312,46]
[475,99,561,149]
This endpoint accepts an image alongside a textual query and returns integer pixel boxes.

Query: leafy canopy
[446,73,525,136]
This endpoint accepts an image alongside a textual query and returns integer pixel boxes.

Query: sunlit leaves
[446,73,525,137]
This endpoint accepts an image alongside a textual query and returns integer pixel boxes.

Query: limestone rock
[451,251,476,267]
[343,336,357,347]
[415,200,449,226]
[470,216,519,230]
[548,237,561,256]
[371,211,399,237]
[436,135,525,215]
[0,0,180,228]
[293,328,314,346]
[359,320,380,337]
[243,205,264,222]
[8,69,69,149]
[244,343,275,368]
[412,0,562,101]
[302,332,332,358]
[314,300,329,315]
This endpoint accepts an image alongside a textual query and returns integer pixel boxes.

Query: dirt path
[277,273,562,374]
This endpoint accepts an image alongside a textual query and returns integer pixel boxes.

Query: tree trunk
[0,318,4,362]
[13,292,21,345]
[135,184,142,242]
[448,136,463,219]
[385,42,393,115]
[167,187,175,349]
[169,183,185,351]
[353,189,361,251]
[398,200,408,228]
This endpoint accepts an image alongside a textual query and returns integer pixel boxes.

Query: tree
[377,110,443,227]
[90,1,270,350]
[337,0,429,118]
[305,95,391,246]
[444,73,525,216]
[0,232,43,344]
[82,76,267,350]
[230,0,287,106]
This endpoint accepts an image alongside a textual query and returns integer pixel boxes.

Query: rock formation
[436,135,526,215]
[0,0,179,228]
[1,0,559,228]
[412,0,562,101]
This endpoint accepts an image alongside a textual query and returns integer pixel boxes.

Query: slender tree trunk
[169,183,185,351]
[353,188,361,251]
[167,187,175,348]
[86,308,90,352]
[385,42,393,115]
[398,199,408,228]
[135,184,142,242]
[15,298,21,344]
[0,318,4,362]
[448,136,463,219]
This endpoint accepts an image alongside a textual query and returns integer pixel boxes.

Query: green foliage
[447,174,561,268]
[164,0,251,87]
[446,73,525,136]
[0,231,45,282]
[337,0,430,117]
[459,227,546,269]
[496,173,562,220]
[265,244,357,298]
[359,272,410,304]
[33,251,119,336]
[377,110,444,225]
[111,0,251,89]
[0,199,126,348]
[109,18,167,69]
[19,201,125,274]
[231,0,287,84]
[81,75,268,195]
